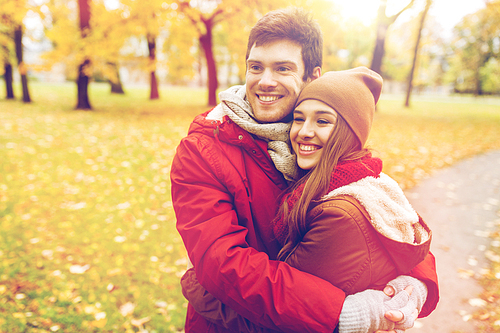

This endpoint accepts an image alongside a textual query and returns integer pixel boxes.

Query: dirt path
[404,150,500,332]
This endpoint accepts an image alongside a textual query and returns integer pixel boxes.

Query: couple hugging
[171,7,438,333]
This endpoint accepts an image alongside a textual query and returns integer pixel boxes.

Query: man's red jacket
[171,111,439,332]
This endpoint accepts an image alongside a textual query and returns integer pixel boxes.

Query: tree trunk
[76,0,92,110]
[76,60,92,109]
[14,25,31,103]
[3,44,15,99]
[200,21,218,106]
[108,62,125,94]
[370,1,389,75]
[475,67,483,96]
[148,34,159,100]
[4,63,15,99]
[370,24,388,75]
[405,0,432,107]
[370,0,415,76]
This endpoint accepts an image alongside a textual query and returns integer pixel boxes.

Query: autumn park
[1,0,500,332]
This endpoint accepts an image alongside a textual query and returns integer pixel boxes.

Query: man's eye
[249,65,261,71]
[277,67,290,72]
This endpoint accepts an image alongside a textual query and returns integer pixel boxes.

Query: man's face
[246,40,313,123]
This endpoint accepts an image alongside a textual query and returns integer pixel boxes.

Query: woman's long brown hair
[277,115,370,261]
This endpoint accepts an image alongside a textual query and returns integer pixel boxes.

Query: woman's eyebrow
[314,110,337,115]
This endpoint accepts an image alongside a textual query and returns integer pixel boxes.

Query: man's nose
[259,69,277,88]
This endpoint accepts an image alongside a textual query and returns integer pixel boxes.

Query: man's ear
[311,67,321,81]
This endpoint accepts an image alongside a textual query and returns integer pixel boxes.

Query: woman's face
[290,99,338,170]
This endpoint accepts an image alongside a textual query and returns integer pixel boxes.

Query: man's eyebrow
[246,58,261,63]
[275,60,298,66]
[246,59,298,66]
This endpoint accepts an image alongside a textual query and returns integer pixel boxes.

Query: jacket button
[238,135,243,140]
[252,150,256,154]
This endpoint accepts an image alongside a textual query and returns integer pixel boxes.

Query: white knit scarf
[208,85,298,181]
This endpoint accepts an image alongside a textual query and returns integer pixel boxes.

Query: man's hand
[375,286,418,333]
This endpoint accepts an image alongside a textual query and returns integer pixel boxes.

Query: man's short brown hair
[246,7,323,81]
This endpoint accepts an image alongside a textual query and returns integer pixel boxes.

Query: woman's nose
[298,121,314,138]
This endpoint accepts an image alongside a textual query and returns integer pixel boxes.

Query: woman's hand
[375,286,418,333]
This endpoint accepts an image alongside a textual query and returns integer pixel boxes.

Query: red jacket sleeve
[408,252,439,317]
[171,135,345,333]
[181,268,280,332]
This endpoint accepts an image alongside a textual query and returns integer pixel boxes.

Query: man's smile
[257,94,282,102]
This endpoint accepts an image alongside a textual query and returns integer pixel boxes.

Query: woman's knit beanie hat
[295,66,383,148]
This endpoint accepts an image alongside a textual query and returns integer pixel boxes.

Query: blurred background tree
[174,0,293,106]
[447,0,500,95]
[76,0,92,109]
[405,0,432,107]
[370,0,415,75]
[1,0,38,103]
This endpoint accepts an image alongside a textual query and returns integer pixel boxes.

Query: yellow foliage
[163,15,198,82]
[0,0,28,24]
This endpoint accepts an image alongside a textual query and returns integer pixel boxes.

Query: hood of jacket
[323,173,432,274]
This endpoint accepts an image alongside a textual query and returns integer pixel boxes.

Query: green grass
[372,97,500,189]
[1,81,500,332]
[0,82,209,332]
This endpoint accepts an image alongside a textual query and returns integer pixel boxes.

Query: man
[171,7,438,333]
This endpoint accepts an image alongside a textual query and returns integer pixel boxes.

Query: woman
[182,67,433,333]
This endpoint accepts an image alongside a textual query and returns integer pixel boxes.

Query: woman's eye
[293,117,304,123]
[317,119,330,125]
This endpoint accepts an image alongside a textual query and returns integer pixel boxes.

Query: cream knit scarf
[323,173,430,245]
[210,85,299,181]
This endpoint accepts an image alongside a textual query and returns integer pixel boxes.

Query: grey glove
[386,275,428,331]
[338,288,411,333]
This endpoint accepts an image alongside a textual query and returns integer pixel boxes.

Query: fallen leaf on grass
[114,235,127,243]
[155,301,168,308]
[90,318,107,328]
[42,249,54,260]
[119,302,135,317]
[69,264,90,274]
[131,317,151,327]
[107,268,122,276]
